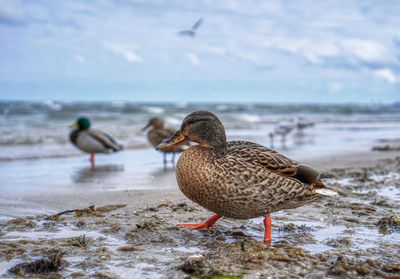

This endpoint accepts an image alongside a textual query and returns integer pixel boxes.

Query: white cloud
[262,38,306,54]
[103,42,143,63]
[0,1,26,25]
[234,52,258,63]
[74,54,85,63]
[329,82,342,92]
[185,53,199,65]
[373,68,397,83]
[305,53,321,64]
[262,38,339,65]
[2,0,400,102]
[202,46,226,55]
[340,39,387,63]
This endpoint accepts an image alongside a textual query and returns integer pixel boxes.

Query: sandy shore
[1,148,400,278]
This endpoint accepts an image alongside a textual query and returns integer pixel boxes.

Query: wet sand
[1,147,400,278]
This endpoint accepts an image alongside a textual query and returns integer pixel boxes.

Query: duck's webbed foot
[177,214,222,230]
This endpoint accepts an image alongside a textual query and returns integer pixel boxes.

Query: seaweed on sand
[8,251,65,276]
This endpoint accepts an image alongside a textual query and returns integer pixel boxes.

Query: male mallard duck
[69,117,123,168]
[157,111,336,244]
[143,117,190,166]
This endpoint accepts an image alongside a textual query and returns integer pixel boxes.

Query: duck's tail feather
[312,181,339,196]
[113,144,124,152]
[315,188,339,196]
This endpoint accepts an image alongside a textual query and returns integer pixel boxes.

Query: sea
[1,100,400,277]
[1,100,400,161]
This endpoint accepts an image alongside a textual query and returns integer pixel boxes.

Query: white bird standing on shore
[269,119,296,148]
[178,18,203,37]
[295,117,315,135]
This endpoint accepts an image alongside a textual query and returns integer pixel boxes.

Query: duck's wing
[70,129,79,145]
[88,129,122,151]
[192,18,203,30]
[178,30,194,36]
[214,141,325,214]
[228,141,321,184]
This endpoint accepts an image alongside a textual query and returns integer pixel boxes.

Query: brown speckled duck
[157,111,337,244]
[143,117,190,166]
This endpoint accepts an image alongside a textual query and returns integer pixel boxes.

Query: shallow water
[0,148,178,221]
[0,223,166,278]
[1,101,400,219]
[1,102,400,278]
[1,101,400,160]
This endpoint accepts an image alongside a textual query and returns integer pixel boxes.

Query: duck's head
[142,117,164,131]
[157,111,226,150]
[69,117,91,130]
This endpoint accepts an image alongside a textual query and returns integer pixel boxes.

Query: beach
[2,0,400,276]
[0,146,400,278]
[1,102,400,278]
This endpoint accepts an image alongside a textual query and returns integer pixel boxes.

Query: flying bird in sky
[178,18,203,37]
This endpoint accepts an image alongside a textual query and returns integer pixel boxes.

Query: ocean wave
[216,105,229,111]
[42,100,62,111]
[164,116,183,127]
[234,113,262,123]
[1,101,400,160]
[174,102,188,109]
[110,100,127,108]
[143,106,164,114]
[2,101,400,115]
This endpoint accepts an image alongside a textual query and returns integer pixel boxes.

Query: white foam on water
[173,246,203,254]
[108,263,163,279]
[2,227,124,250]
[144,106,164,114]
[0,225,166,278]
[0,258,24,276]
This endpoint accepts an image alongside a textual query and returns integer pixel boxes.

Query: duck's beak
[69,122,79,128]
[156,130,185,150]
[142,123,150,131]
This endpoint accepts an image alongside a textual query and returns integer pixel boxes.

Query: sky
[0,0,399,103]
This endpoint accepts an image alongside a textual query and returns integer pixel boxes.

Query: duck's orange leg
[264,215,272,246]
[90,153,95,168]
[177,214,222,230]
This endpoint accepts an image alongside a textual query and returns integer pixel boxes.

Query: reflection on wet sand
[148,166,177,189]
[72,164,124,184]
[293,133,314,147]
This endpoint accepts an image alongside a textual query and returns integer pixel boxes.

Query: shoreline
[1,147,400,278]
[1,147,399,220]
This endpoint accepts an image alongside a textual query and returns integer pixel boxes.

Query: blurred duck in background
[69,117,123,169]
[143,117,190,167]
[269,119,296,148]
[269,118,315,147]
[295,117,315,135]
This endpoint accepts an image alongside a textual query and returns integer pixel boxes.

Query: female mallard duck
[69,117,123,168]
[157,111,336,244]
[143,117,190,166]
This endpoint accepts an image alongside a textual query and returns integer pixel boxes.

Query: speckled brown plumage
[157,111,335,243]
[176,140,324,219]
